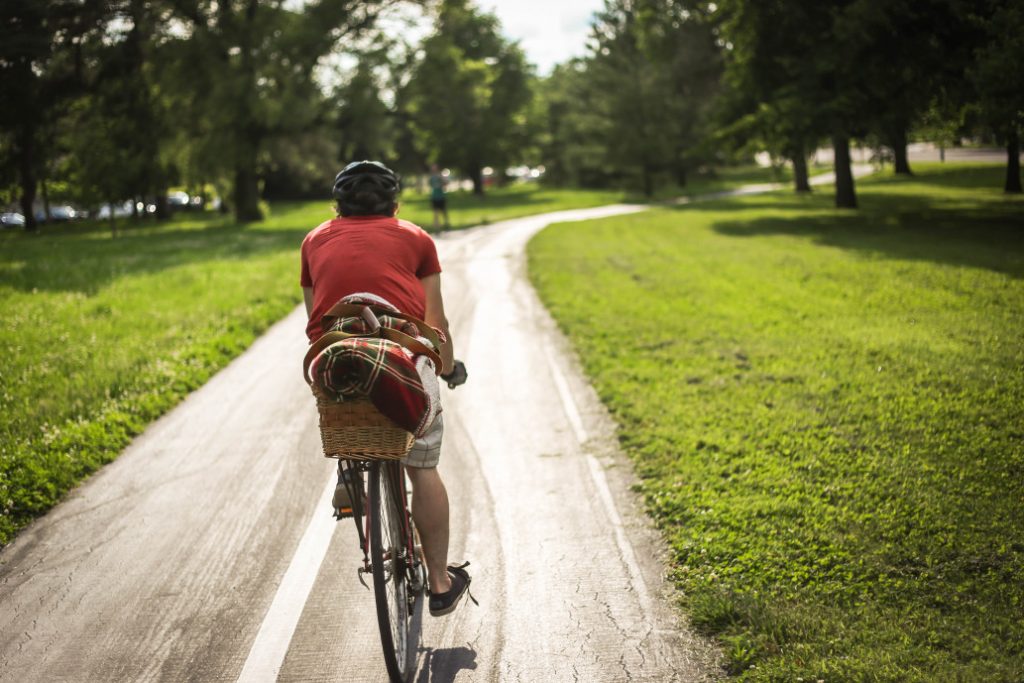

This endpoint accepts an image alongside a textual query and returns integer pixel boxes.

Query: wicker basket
[313,387,414,460]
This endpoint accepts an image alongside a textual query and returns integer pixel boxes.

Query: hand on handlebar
[441,360,468,389]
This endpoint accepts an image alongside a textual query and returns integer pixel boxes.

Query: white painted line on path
[237,470,336,683]
[543,347,654,616]
[546,347,589,444]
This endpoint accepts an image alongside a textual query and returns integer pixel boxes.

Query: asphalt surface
[0,205,725,682]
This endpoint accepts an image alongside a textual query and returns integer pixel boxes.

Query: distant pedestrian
[429,163,450,231]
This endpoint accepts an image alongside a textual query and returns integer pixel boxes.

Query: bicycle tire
[369,461,412,682]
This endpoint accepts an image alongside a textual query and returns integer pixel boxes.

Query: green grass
[527,164,1024,681]
[0,203,323,545]
[624,164,831,203]
[398,183,625,231]
[397,165,807,225]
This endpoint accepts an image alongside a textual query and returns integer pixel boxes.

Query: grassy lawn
[399,165,808,223]
[627,164,832,203]
[399,183,625,230]
[527,164,1024,681]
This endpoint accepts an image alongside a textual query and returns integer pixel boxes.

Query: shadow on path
[414,644,479,683]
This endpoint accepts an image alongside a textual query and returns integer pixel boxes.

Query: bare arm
[303,287,314,318]
[420,273,454,375]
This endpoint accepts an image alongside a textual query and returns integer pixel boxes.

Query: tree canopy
[1,0,1020,227]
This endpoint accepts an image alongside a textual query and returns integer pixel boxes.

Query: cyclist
[300,160,471,616]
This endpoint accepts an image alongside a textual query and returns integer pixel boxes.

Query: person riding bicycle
[300,159,471,617]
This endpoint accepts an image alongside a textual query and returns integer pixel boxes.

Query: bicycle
[334,458,425,683]
[305,302,469,682]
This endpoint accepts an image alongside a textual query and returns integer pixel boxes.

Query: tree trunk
[40,180,51,222]
[468,164,485,195]
[642,164,654,198]
[891,127,912,175]
[231,0,264,222]
[108,197,117,238]
[155,193,169,220]
[833,135,858,209]
[673,163,688,188]
[16,125,38,232]
[1005,126,1022,194]
[792,146,811,193]
[233,163,263,221]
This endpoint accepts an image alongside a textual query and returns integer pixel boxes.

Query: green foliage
[60,4,170,216]
[0,0,111,228]
[538,0,721,196]
[528,164,1024,680]
[157,0,400,220]
[334,56,398,165]
[403,0,534,193]
[969,2,1024,131]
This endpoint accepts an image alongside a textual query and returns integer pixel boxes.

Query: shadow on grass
[0,221,309,294]
[901,164,1018,189]
[711,192,1024,278]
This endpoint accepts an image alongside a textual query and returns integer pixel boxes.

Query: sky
[293,0,606,79]
[475,0,604,74]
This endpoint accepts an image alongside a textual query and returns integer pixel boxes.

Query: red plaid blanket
[309,296,437,436]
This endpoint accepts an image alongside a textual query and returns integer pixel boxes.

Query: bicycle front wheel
[369,461,412,682]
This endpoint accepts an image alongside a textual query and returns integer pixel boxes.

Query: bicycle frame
[336,460,421,591]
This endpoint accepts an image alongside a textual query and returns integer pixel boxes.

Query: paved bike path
[0,175,866,681]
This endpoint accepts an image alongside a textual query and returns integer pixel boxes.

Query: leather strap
[321,302,443,350]
[303,316,443,385]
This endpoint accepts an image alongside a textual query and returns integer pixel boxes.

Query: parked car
[1,212,25,228]
[96,201,134,219]
[167,191,190,209]
[34,205,78,222]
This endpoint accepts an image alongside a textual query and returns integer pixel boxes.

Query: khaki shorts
[403,414,443,469]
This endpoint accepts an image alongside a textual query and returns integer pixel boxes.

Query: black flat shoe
[428,562,477,616]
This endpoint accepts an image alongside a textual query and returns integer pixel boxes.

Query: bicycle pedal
[334,506,354,519]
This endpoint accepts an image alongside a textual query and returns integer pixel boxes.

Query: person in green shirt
[428,163,450,231]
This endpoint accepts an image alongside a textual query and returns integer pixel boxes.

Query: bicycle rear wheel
[369,461,412,682]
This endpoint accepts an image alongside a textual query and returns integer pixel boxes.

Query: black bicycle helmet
[332,160,399,197]
[332,160,400,217]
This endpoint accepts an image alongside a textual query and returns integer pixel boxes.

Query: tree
[0,0,109,230]
[717,0,884,208]
[536,1,720,196]
[716,0,827,193]
[537,62,607,187]
[970,1,1024,193]
[162,0,403,221]
[404,0,533,194]
[335,54,398,164]
[62,0,173,230]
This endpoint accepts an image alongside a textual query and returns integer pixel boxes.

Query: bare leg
[405,466,452,594]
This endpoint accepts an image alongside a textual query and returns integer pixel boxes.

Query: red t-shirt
[300,215,441,342]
